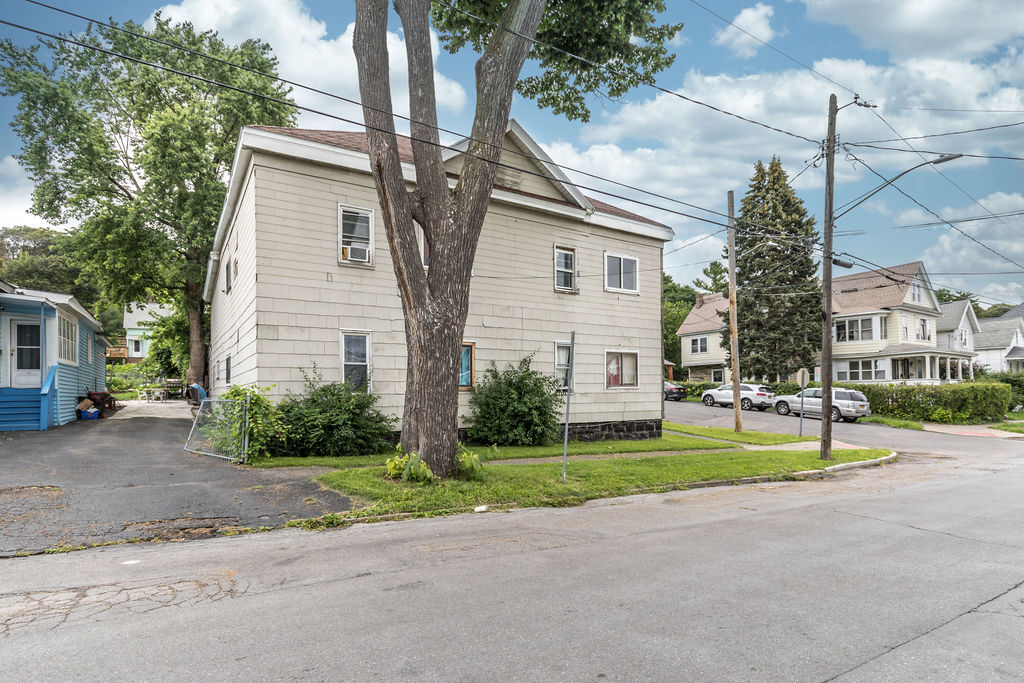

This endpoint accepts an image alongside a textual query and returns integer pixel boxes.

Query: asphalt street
[2,413,1023,680]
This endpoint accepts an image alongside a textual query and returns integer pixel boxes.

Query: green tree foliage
[692,261,728,293]
[0,17,295,384]
[662,274,694,367]
[724,157,821,379]
[431,1,682,122]
[978,302,1016,319]
[0,226,97,305]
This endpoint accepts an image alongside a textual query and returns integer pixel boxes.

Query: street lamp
[833,154,962,221]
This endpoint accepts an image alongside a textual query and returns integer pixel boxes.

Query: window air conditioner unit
[343,245,370,263]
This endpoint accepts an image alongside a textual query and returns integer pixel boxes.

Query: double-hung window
[459,342,475,388]
[605,350,638,388]
[554,246,576,292]
[901,314,909,339]
[554,341,573,390]
[224,257,232,293]
[58,314,78,365]
[339,205,373,265]
[604,253,638,294]
[691,337,708,353]
[341,331,371,389]
[225,355,232,385]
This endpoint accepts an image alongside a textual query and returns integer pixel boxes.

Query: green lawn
[312,448,892,519]
[861,415,924,430]
[662,422,818,445]
[251,434,732,470]
[990,423,1024,434]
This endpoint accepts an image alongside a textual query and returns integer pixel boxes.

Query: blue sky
[2,0,1022,306]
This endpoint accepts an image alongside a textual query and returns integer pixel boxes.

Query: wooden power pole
[820,93,838,461]
[727,190,742,432]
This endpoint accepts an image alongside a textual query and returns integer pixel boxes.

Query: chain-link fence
[183,397,250,463]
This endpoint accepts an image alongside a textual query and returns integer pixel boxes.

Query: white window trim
[554,340,574,392]
[225,355,232,385]
[553,245,577,293]
[691,336,709,354]
[340,328,373,390]
[459,340,476,389]
[57,313,79,366]
[712,368,724,383]
[338,203,375,267]
[603,251,639,295]
[604,348,640,389]
[87,334,93,365]
[215,359,221,381]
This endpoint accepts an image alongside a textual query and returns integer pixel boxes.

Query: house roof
[124,302,172,329]
[998,301,1024,320]
[975,318,1024,349]
[831,261,929,315]
[1006,346,1024,360]
[0,279,13,293]
[936,299,980,333]
[676,292,728,335]
[249,125,669,229]
[8,287,103,332]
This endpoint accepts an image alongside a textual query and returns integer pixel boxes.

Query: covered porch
[1005,347,1024,373]
[835,344,975,385]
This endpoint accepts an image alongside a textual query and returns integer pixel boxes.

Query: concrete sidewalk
[921,421,1024,439]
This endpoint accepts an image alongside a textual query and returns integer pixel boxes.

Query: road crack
[830,508,1024,550]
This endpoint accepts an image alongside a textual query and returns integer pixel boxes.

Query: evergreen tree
[692,261,728,293]
[722,157,821,379]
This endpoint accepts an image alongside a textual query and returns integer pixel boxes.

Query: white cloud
[802,0,1024,60]
[0,157,53,229]
[712,4,777,59]
[151,0,467,130]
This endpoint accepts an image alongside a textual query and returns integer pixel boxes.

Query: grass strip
[861,415,924,430]
[314,448,891,518]
[250,453,392,469]
[990,423,1024,434]
[662,422,818,445]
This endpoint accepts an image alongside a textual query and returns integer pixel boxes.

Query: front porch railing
[39,365,57,431]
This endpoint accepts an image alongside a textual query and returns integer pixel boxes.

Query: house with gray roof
[975,317,1024,373]
[936,299,981,356]
[997,301,1024,321]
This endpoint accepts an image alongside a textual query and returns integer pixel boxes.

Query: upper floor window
[911,282,923,303]
[835,317,873,342]
[339,205,373,265]
[606,350,638,388]
[225,355,232,385]
[554,246,576,292]
[224,257,232,293]
[901,314,909,339]
[58,314,78,365]
[691,337,708,353]
[917,318,931,341]
[341,331,370,389]
[604,253,638,294]
[960,328,968,346]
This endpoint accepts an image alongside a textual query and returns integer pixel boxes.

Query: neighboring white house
[676,261,974,384]
[123,303,173,361]
[975,317,1024,373]
[202,121,674,440]
[936,299,980,356]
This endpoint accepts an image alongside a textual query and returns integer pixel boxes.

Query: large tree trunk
[354,0,545,477]
[185,280,205,386]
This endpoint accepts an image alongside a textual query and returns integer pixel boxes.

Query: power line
[430,0,821,145]
[685,0,858,98]
[849,118,1024,145]
[844,142,1024,162]
[898,107,1024,113]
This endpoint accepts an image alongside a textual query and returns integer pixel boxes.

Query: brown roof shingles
[831,261,922,314]
[250,126,669,229]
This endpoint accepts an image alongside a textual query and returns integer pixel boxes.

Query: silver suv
[773,388,872,422]
[701,384,775,411]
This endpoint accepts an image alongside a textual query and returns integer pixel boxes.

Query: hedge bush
[836,382,1011,423]
[672,380,821,398]
[467,357,563,446]
[988,372,1024,410]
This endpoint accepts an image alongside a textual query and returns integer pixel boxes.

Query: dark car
[664,381,684,401]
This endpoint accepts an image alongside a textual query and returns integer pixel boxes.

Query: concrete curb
[681,451,898,490]
[793,451,898,478]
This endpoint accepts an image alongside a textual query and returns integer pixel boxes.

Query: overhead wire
[849,119,1024,145]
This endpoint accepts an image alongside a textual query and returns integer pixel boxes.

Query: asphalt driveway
[0,403,349,557]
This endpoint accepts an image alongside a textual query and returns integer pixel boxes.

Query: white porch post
[957,358,963,380]
[946,357,951,382]
[924,354,931,380]
[969,360,974,380]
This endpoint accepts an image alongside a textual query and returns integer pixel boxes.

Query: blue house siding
[55,319,108,424]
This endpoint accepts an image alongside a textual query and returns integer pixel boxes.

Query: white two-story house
[936,299,980,359]
[975,317,1024,373]
[203,121,674,440]
[830,261,974,383]
[675,292,729,383]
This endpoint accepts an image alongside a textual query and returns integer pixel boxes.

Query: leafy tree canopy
[663,272,696,306]
[0,226,98,305]
[431,0,682,122]
[692,260,727,293]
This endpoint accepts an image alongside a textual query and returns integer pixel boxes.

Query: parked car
[773,388,872,422]
[664,381,684,401]
[700,384,775,410]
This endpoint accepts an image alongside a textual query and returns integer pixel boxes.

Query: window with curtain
[605,351,638,387]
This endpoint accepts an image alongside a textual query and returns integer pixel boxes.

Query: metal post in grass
[561,331,575,484]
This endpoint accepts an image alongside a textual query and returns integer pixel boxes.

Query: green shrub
[989,371,1024,409]
[467,356,563,446]
[458,444,483,479]
[385,452,408,479]
[275,369,395,458]
[220,384,286,459]
[402,453,435,482]
[837,382,1011,423]
[929,407,953,423]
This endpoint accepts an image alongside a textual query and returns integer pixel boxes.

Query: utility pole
[727,190,742,432]
[820,93,837,461]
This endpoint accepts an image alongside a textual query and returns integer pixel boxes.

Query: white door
[10,320,42,388]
